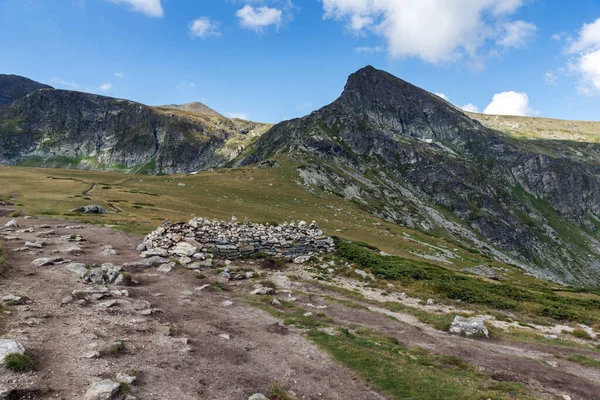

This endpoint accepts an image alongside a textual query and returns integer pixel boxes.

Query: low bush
[4,353,34,372]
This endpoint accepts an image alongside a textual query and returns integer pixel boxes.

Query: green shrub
[571,328,593,340]
[4,353,34,372]
[335,239,600,325]
[267,382,293,400]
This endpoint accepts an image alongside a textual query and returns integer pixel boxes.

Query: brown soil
[0,216,383,400]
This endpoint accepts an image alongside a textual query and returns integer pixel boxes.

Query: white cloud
[190,17,221,38]
[483,91,537,116]
[565,18,600,94]
[320,0,531,64]
[355,46,384,53]
[226,112,249,120]
[236,5,282,32]
[461,103,480,113]
[177,81,197,91]
[107,0,163,17]
[434,93,449,101]
[544,71,558,86]
[51,78,81,90]
[568,18,600,54]
[496,20,537,49]
[99,83,113,92]
[114,72,124,78]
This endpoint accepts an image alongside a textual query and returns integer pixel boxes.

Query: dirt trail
[0,215,383,400]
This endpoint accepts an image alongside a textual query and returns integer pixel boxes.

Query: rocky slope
[0,79,271,174]
[238,66,600,286]
[0,74,52,107]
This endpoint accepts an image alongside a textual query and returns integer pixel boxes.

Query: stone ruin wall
[141,216,336,260]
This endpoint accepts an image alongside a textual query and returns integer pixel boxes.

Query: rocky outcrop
[238,66,600,286]
[140,217,335,260]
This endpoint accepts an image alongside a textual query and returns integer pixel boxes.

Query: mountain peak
[158,101,224,118]
[0,74,53,107]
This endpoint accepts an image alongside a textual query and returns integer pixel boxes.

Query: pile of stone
[139,216,335,260]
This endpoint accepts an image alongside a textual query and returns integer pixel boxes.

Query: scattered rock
[66,263,88,277]
[460,265,500,281]
[116,372,137,385]
[222,300,233,307]
[426,299,435,306]
[1,295,28,305]
[83,379,120,400]
[31,257,62,267]
[248,394,269,400]
[62,245,84,255]
[449,316,489,338]
[100,245,117,256]
[73,205,106,215]
[157,263,173,273]
[251,285,276,295]
[24,241,43,249]
[0,339,25,363]
[4,219,18,228]
[354,269,368,279]
[293,255,311,264]
[272,275,293,289]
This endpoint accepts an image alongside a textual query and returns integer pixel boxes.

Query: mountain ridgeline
[0,76,270,174]
[2,68,600,286]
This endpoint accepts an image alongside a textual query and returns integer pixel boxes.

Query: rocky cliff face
[0,74,53,107]
[0,87,270,174]
[239,66,600,286]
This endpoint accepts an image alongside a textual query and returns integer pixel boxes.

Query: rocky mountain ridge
[238,66,600,286]
[2,69,600,285]
[0,79,270,174]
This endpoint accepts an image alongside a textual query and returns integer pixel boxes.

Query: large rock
[169,242,197,257]
[31,257,62,267]
[449,316,489,338]
[66,263,88,276]
[3,219,18,228]
[461,265,500,281]
[73,205,106,215]
[0,339,25,363]
[83,379,120,400]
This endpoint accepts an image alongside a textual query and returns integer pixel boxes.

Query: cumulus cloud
[51,78,81,90]
[483,91,537,116]
[114,72,124,78]
[566,18,600,94]
[461,103,480,113]
[497,20,537,49]
[355,46,384,53]
[99,83,113,92]
[433,93,479,113]
[106,0,163,17]
[226,112,249,120]
[236,5,282,32]
[320,0,533,64]
[190,17,221,38]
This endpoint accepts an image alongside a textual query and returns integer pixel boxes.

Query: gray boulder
[449,316,489,338]
[248,395,269,400]
[73,205,106,215]
[460,265,500,281]
[83,379,120,400]
[0,339,25,363]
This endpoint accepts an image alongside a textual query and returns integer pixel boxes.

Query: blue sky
[1,0,600,123]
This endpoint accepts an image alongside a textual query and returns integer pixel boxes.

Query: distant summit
[0,74,53,107]
[158,102,224,118]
